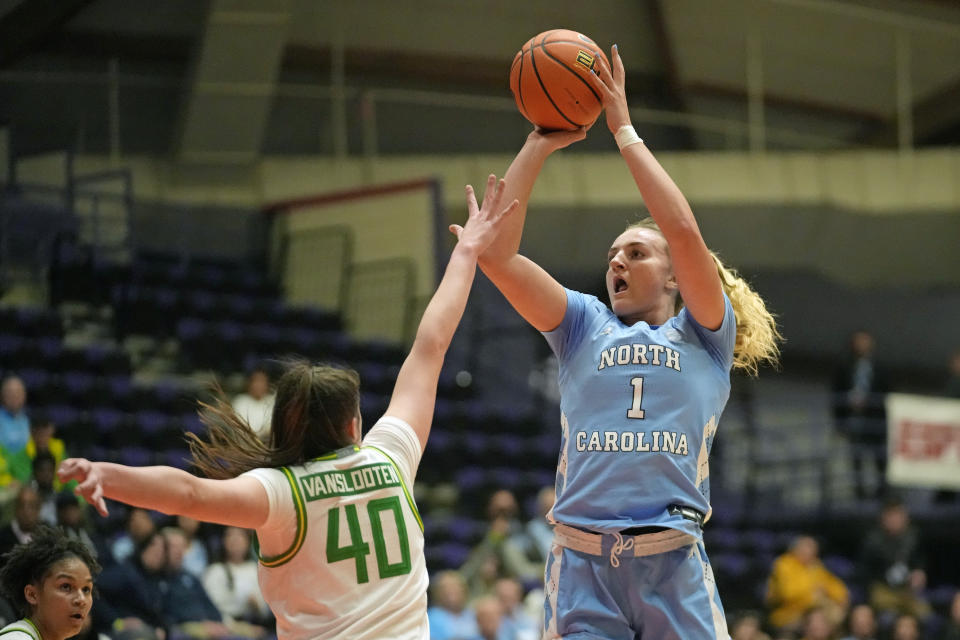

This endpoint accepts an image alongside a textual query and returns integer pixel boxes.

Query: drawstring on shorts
[610,531,635,567]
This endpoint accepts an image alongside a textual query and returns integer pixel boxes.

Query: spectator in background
[730,611,772,640]
[176,515,209,579]
[940,591,960,640]
[798,606,837,640]
[840,604,878,640]
[202,527,270,627]
[160,527,227,633]
[461,490,543,596]
[428,570,478,640]
[832,330,889,499]
[0,376,32,489]
[230,366,274,442]
[470,595,506,640]
[522,486,555,566]
[890,613,920,640]
[766,535,849,633]
[56,490,99,559]
[858,498,930,620]
[0,486,42,557]
[30,451,58,525]
[26,416,69,491]
[945,350,960,399]
[95,530,167,639]
[494,578,538,640]
[111,508,156,565]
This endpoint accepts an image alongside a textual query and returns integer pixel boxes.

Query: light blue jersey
[543,288,736,537]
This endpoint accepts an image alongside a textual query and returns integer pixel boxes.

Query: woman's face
[139,534,167,572]
[605,227,676,324]
[25,557,93,640]
[223,527,250,563]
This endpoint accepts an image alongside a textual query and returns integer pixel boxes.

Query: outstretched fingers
[479,174,498,214]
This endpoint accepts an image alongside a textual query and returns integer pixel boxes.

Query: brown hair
[627,218,782,376]
[188,361,361,479]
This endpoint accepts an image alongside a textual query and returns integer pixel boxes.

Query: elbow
[412,330,449,361]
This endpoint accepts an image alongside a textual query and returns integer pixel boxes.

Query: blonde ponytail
[709,253,781,375]
[628,218,782,376]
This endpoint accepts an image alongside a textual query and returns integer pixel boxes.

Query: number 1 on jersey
[627,376,645,419]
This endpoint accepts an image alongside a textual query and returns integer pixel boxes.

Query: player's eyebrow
[608,241,650,256]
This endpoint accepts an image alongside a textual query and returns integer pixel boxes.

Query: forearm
[480,134,553,265]
[412,243,480,354]
[619,141,699,238]
[94,462,202,516]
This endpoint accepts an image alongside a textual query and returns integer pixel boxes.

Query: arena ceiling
[1,0,959,158]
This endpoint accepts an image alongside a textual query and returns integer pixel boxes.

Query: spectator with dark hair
[202,527,270,627]
[0,523,100,640]
[95,530,167,639]
[55,491,99,559]
[231,366,274,442]
[832,330,889,499]
[0,376,32,491]
[766,535,849,634]
[462,490,543,596]
[428,570,478,640]
[840,603,878,640]
[30,452,58,525]
[110,508,156,565]
[162,526,266,639]
[0,486,42,558]
[26,417,69,491]
[858,498,930,620]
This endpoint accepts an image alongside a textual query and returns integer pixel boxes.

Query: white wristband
[615,125,643,151]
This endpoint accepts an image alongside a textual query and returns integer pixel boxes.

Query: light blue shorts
[543,536,729,640]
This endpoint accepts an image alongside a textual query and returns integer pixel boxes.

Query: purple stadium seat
[91,408,125,435]
[118,447,152,467]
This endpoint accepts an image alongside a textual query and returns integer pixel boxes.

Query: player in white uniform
[58,174,520,640]
[479,47,782,639]
[0,524,100,640]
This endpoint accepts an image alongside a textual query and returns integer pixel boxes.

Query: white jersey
[244,416,428,640]
[0,620,40,640]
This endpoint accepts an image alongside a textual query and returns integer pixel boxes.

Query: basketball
[509,29,610,131]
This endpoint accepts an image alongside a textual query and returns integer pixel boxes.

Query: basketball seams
[534,42,603,107]
[529,34,579,129]
[512,49,532,122]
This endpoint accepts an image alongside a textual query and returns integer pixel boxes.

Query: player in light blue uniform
[479,45,781,640]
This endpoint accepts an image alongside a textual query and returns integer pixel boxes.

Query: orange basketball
[509,29,609,131]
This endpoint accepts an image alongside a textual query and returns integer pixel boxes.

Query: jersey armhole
[256,466,308,567]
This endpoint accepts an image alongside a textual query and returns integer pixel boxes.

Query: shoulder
[0,620,40,640]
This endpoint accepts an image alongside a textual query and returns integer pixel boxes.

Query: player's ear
[24,583,39,606]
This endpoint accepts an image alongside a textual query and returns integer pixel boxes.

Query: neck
[619,307,673,327]
[27,615,52,640]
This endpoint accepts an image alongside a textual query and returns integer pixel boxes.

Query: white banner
[886,393,960,489]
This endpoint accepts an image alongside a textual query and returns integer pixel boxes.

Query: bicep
[480,254,567,332]
[184,476,270,529]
